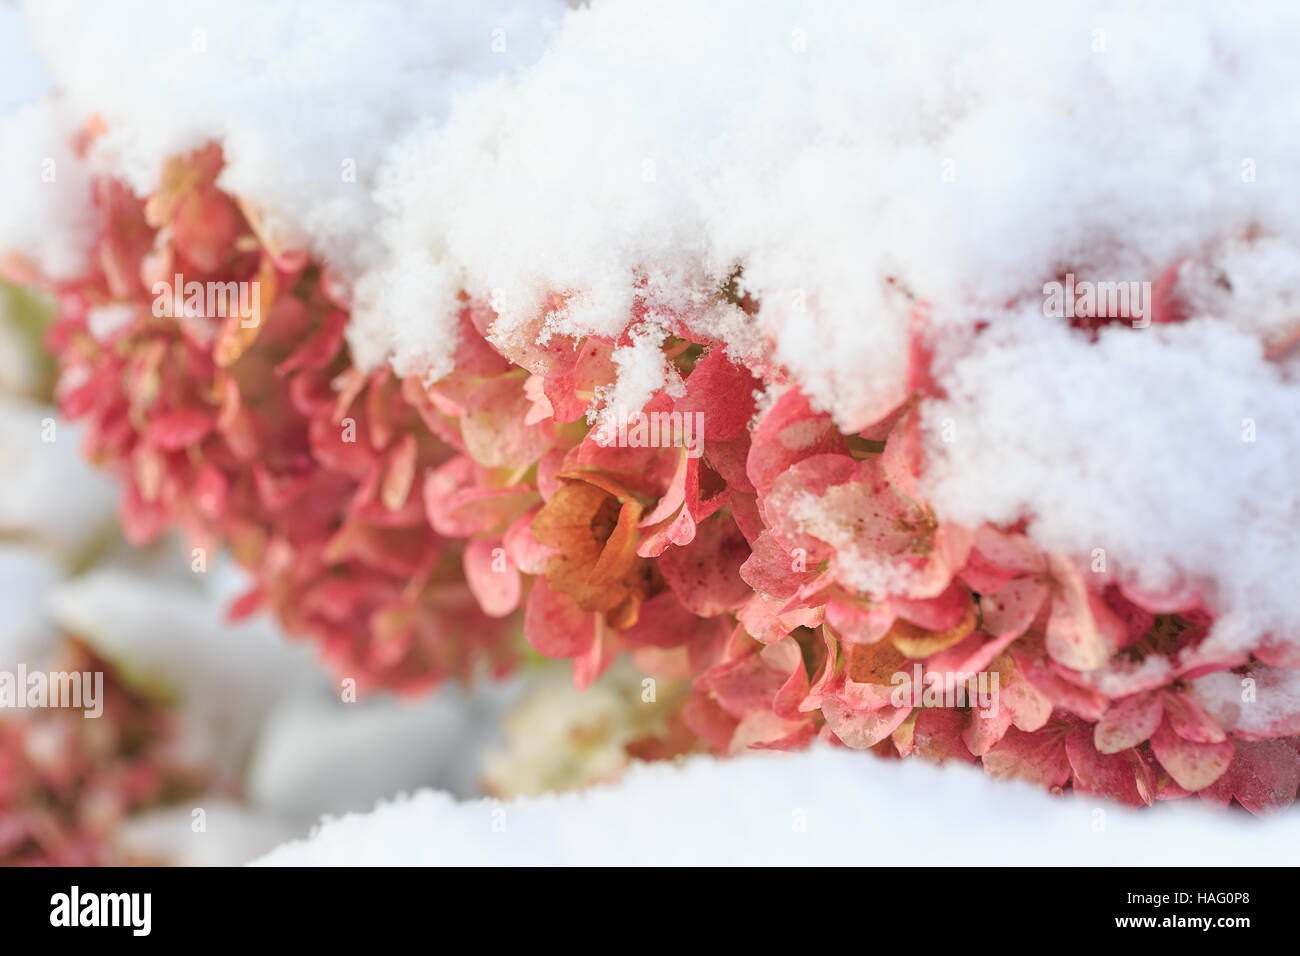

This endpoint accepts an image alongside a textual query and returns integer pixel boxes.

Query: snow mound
[254,747,1287,866]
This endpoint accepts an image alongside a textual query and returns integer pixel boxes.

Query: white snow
[0,395,117,552]
[352,0,1300,657]
[9,0,564,280]
[0,99,95,280]
[921,317,1300,658]
[0,3,48,114]
[245,688,500,820]
[254,745,1291,866]
[0,544,59,671]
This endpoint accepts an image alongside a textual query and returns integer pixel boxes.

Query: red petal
[674,348,759,442]
[745,389,846,496]
[1066,725,1152,807]
[147,407,214,450]
[1198,739,1300,814]
[981,724,1072,789]
[659,513,751,616]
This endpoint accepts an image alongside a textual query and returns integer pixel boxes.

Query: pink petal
[619,590,711,649]
[683,690,740,752]
[913,708,976,764]
[502,507,551,575]
[523,578,596,659]
[821,700,911,750]
[1148,720,1233,791]
[276,309,347,375]
[1012,650,1110,721]
[674,348,759,442]
[659,513,751,616]
[738,530,818,601]
[461,374,555,470]
[745,389,846,496]
[892,580,970,631]
[572,618,614,690]
[964,705,1013,756]
[979,578,1048,641]
[1044,557,1121,671]
[704,651,787,718]
[1162,690,1227,744]
[463,538,521,619]
[1003,669,1054,733]
[1094,692,1164,754]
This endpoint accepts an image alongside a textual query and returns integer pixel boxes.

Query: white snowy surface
[0,3,46,113]
[0,395,117,551]
[246,687,503,820]
[0,543,59,670]
[254,746,1291,866]
[8,0,564,277]
[921,318,1300,662]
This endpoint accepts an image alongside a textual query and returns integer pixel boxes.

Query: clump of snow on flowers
[8,0,565,278]
[353,0,1300,408]
[0,100,96,280]
[921,316,1300,659]
[351,0,1300,651]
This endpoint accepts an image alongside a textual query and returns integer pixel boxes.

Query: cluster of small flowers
[42,143,514,695]
[27,144,1300,811]
[0,639,204,865]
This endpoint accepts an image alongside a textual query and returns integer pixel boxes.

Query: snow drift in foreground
[254,747,1291,866]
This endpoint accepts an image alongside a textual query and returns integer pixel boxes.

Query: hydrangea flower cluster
[25,144,1300,813]
[43,144,514,695]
